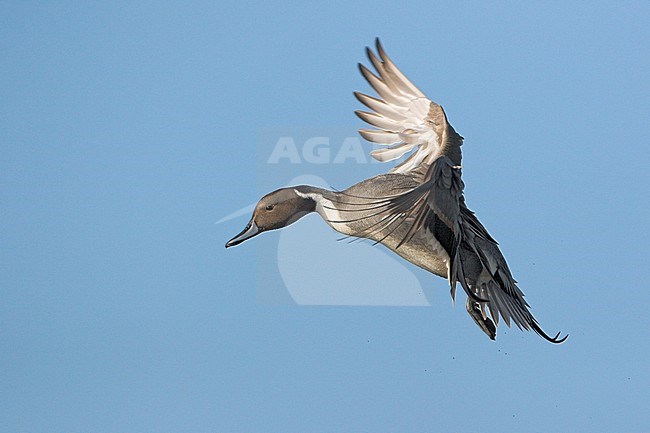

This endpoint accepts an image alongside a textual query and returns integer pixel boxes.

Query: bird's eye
[265,204,275,211]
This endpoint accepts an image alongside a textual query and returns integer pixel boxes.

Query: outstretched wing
[351,40,566,343]
[355,38,463,173]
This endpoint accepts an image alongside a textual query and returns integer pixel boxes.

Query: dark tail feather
[530,320,568,344]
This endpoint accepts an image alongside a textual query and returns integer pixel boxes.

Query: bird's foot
[466,299,496,340]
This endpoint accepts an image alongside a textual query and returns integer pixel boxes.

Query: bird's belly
[381,232,450,278]
[318,199,450,277]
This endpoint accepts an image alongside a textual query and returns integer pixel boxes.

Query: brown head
[225,187,317,248]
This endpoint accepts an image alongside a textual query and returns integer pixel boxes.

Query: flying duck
[226,39,567,343]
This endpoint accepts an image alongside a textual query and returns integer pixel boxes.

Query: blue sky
[2,1,650,432]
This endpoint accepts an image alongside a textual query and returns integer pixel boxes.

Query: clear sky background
[2,1,650,432]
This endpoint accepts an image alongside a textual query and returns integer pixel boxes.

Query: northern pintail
[226,39,567,343]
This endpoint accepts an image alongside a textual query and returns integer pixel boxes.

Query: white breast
[294,189,355,236]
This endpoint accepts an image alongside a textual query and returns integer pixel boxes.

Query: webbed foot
[466,298,496,340]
